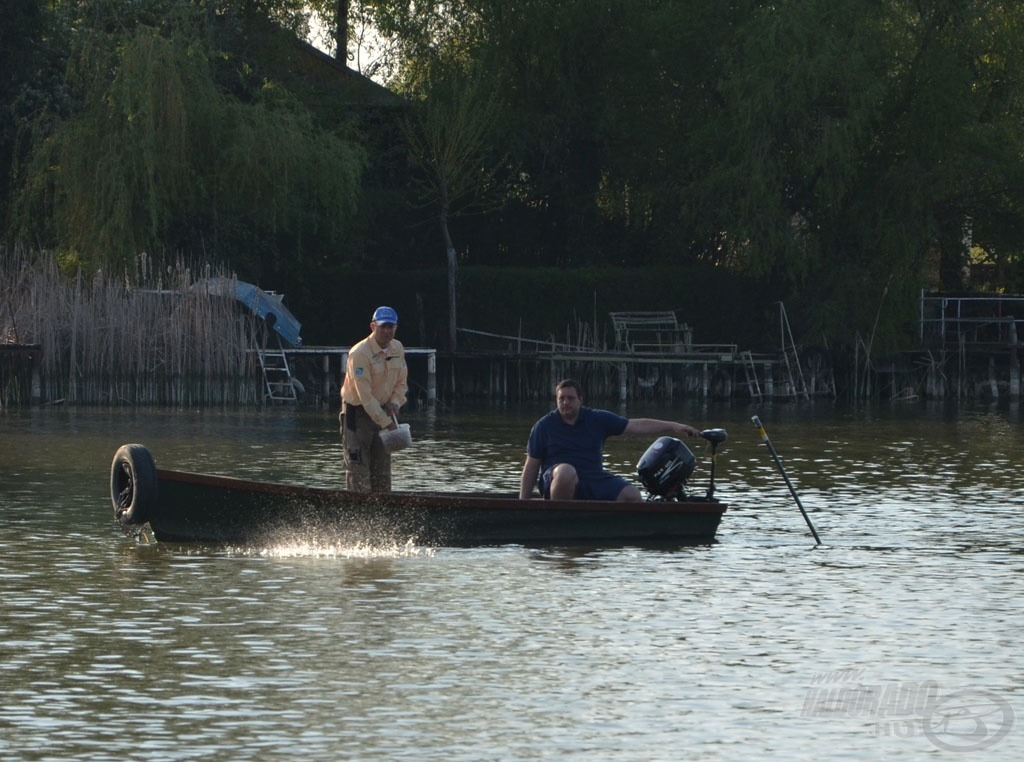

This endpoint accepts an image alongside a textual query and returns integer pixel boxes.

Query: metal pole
[751,415,822,545]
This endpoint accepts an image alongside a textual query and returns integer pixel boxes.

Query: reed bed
[0,247,262,406]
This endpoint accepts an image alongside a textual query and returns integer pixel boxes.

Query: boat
[110,430,729,547]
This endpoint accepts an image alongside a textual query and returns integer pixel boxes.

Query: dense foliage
[4,0,367,291]
[4,0,1024,354]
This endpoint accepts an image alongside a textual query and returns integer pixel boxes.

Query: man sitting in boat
[340,306,409,492]
[519,378,699,502]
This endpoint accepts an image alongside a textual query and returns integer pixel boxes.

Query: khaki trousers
[342,405,392,492]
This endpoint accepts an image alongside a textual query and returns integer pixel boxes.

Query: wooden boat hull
[112,444,727,547]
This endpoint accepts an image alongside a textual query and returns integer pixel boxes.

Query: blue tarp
[196,278,303,346]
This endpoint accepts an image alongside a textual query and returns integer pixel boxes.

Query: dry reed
[0,246,263,405]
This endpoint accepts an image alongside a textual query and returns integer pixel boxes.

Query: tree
[687,0,1024,349]
[0,0,68,235]
[403,72,502,351]
[8,0,366,277]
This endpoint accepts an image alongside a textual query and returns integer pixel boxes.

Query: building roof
[216,15,404,111]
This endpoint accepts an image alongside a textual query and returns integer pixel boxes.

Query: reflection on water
[1,401,1023,760]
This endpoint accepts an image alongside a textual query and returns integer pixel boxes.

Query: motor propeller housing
[636,436,697,499]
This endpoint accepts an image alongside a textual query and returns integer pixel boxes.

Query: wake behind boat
[110,430,729,547]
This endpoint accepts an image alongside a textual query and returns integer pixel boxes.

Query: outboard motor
[636,436,696,500]
[636,428,729,501]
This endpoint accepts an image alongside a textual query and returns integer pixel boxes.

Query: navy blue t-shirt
[526,407,629,478]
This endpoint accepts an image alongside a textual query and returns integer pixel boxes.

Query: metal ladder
[257,333,297,402]
[741,350,763,400]
[779,302,810,400]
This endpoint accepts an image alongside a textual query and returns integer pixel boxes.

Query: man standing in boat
[341,306,409,492]
[519,378,699,502]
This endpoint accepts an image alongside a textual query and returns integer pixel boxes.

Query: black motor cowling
[636,436,696,498]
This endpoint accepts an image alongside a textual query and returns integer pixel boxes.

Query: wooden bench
[609,311,693,353]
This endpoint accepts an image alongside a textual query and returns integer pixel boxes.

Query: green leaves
[9,0,366,274]
[9,0,1024,355]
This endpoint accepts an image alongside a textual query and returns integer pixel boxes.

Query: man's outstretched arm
[623,418,699,438]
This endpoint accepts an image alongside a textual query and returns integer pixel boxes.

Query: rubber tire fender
[111,443,157,526]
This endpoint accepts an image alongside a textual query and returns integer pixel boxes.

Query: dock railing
[457,328,588,354]
[919,291,1024,348]
[458,325,738,359]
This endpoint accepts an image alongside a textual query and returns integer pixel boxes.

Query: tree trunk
[441,209,457,352]
[334,0,349,61]
[938,215,972,291]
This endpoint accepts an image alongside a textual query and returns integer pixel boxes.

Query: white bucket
[379,422,413,453]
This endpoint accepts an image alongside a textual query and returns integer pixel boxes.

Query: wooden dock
[440,321,819,402]
[281,346,438,404]
[437,345,800,401]
[279,310,826,405]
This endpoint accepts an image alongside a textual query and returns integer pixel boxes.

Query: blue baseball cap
[372,306,398,325]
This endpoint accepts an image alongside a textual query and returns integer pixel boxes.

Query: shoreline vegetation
[6,3,1024,409]
[0,248,261,406]
[3,246,1023,407]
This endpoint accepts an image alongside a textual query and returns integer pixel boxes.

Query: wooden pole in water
[30,348,41,405]
[426,351,437,401]
[1009,318,1019,397]
[322,354,330,403]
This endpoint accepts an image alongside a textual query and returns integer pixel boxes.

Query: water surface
[1,401,1021,759]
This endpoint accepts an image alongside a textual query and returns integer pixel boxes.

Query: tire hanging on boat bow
[111,443,158,526]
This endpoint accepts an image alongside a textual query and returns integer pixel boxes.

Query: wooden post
[958,333,966,400]
[1009,318,1020,397]
[322,354,330,404]
[31,348,42,405]
[926,361,941,398]
[426,351,437,401]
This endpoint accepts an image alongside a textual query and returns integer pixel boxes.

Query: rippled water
[1,401,1022,759]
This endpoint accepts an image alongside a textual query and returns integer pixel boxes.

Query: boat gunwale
[155,468,728,515]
